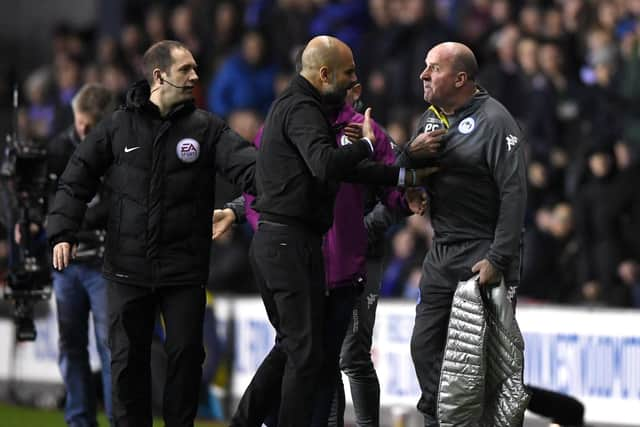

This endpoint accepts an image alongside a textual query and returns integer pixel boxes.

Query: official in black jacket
[397,42,527,425]
[48,40,256,427]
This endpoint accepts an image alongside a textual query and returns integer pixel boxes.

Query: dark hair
[71,83,114,121]
[142,40,187,84]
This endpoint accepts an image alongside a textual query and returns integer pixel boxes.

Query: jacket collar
[124,79,195,120]
[429,85,489,122]
[449,85,489,119]
[289,74,322,103]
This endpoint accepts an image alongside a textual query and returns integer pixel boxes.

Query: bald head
[299,35,357,98]
[301,36,352,74]
[433,42,478,81]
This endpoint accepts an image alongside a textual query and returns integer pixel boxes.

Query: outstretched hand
[212,208,236,240]
[361,108,377,146]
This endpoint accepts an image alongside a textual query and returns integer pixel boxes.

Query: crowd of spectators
[1,0,639,307]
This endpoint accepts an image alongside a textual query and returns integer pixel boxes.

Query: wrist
[223,208,237,223]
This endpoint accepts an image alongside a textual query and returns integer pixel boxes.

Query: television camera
[0,85,52,341]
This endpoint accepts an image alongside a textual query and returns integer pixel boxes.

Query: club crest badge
[458,117,475,134]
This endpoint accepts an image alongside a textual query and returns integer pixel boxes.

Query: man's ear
[319,66,330,83]
[351,83,362,101]
[153,68,163,85]
[455,72,467,88]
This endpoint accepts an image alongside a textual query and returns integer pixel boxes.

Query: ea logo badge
[340,135,353,146]
[458,117,475,134]
[176,138,200,163]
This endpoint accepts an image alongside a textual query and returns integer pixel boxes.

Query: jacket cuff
[485,252,508,274]
[49,233,77,249]
[224,204,245,224]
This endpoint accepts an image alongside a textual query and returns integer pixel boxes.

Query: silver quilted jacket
[437,276,530,426]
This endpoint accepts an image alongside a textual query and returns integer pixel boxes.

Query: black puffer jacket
[47,80,256,287]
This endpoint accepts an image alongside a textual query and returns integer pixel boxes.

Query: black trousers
[329,257,383,427]
[107,281,206,427]
[230,222,326,427]
[311,285,358,427]
[410,239,493,426]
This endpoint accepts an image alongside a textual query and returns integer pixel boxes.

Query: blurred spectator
[518,4,542,39]
[260,0,315,71]
[119,23,145,75]
[101,62,131,103]
[144,5,168,46]
[520,203,578,303]
[357,0,395,125]
[515,37,558,161]
[382,0,449,114]
[380,228,419,298]
[24,68,55,141]
[574,145,626,306]
[207,31,277,118]
[478,24,524,118]
[169,4,202,61]
[206,1,244,75]
[51,54,82,135]
[608,141,640,306]
[310,0,369,51]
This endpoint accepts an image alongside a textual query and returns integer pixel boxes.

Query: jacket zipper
[149,120,172,286]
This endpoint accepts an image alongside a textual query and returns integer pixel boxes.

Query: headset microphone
[160,76,192,90]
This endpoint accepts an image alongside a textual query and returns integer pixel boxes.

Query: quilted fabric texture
[437,276,530,426]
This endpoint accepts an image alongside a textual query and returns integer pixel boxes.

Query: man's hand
[52,242,77,271]
[409,129,446,158]
[212,208,236,240]
[361,108,377,146]
[405,187,427,215]
[343,123,363,142]
[471,259,501,285]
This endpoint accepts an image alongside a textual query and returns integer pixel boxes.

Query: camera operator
[44,83,114,426]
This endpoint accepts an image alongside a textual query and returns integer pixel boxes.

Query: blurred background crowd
[1,0,639,308]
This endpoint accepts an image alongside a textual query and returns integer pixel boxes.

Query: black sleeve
[484,113,528,273]
[47,117,114,246]
[81,184,110,231]
[364,201,402,249]
[286,102,372,180]
[214,121,257,196]
[224,195,247,224]
[342,159,400,185]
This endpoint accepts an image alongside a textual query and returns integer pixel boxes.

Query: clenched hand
[409,129,446,158]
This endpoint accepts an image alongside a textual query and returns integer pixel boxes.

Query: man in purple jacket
[217,81,430,426]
